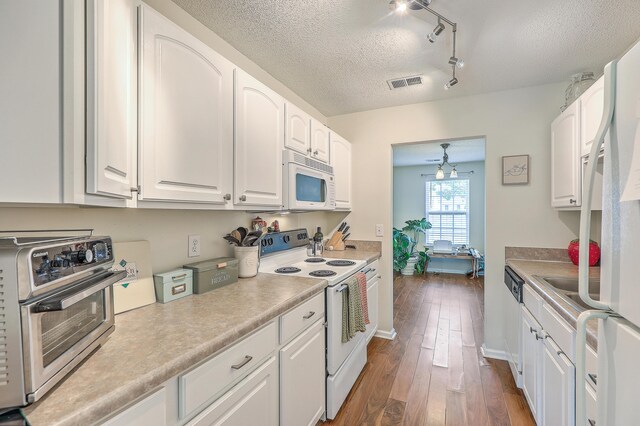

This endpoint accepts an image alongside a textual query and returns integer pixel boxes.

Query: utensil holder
[234,246,260,278]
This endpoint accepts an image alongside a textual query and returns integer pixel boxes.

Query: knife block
[326,239,346,251]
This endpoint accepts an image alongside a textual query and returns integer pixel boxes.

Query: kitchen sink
[533,275,600,311]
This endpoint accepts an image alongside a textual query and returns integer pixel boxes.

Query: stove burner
[309,270,337,277]
[305,258,326,263]
[326,260,356,267]
[275,267,301,274]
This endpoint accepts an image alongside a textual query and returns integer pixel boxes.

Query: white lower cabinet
[521,306,542,421]
[187,356,279,426]
[102,387,167,426]
[280,319,326,426]
[541,336,575,426]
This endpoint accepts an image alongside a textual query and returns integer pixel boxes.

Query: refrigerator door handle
[576,310,613,426]
[578,60,617,311]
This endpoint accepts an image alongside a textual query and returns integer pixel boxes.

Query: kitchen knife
[338,222,346,233]
[342,233,350,241]
[342,225,350,235]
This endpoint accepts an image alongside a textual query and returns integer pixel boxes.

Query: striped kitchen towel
[342,276,366,343]
[356,272,369,325]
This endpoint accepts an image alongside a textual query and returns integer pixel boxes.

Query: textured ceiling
[171,0,640,116]
[393,138,485,167]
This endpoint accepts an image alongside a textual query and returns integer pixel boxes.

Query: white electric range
[258,229,373,419]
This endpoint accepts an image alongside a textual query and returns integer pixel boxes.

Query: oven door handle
[33,270,127,312]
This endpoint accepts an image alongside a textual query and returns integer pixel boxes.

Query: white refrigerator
[577,37,640,425]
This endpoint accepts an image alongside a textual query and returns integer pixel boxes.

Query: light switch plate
[375,224,384,237]
[188,235,201,257]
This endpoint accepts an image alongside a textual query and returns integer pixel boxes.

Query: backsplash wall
[0,207,347,273]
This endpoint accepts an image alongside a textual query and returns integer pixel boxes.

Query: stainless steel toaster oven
[0,234,125,411]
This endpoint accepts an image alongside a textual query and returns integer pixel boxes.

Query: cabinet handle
[314,150,319,155]
[231,355,253,370]
[588,373,597,385]
[588,420,596,426]
[303,311,315,320]
[570,198,577,204]
[307,148,312,154]
[530,326,537,334]
[239,195,247,202]
[535,333,544,340]
[171,274,187,281]
[224,193,231,201]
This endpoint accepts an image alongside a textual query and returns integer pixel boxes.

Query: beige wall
[328,82,587,352]
[144,0,326,123]
[0,207,346,273]
[393,161,486,252]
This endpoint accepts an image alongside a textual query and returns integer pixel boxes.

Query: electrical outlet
[188,235,201,257]
[375,224,384,237]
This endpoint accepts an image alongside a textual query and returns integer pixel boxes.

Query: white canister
[233,246,260,278]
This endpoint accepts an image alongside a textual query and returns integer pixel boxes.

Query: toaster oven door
[20,270,125,401]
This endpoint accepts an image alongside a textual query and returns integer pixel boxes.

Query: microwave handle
[34,270,127,312]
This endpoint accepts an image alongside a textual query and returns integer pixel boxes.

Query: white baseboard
[374,328,397,340]
[481,344,508,361]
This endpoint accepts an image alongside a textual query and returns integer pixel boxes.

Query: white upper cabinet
[580,76,605,157]
[551,100,581,208]
[311,120,330,164]
[285,103,311,155]
[330,133,352,210]
[139,5,234,205]
[234,69,284,208]
[0,1,62,203]
[86,0,137,200]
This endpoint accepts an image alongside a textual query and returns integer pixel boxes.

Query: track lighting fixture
[444,77,458,90]
[427,22,445,43]
[448,56,464,69]
[388,0,408,14]
[388,0,464,89]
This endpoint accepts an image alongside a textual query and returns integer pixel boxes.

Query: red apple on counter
[568,239,600,266]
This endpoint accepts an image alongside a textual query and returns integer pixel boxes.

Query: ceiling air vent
[387,75,423,90]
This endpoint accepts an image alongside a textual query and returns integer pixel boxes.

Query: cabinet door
[86,0,137,200]
[580,77,605,157]
[521,307,541,421]
[187,357,278,426]
[311,119,330,163]
[139,5,234,204]
[551,101,581,208]
[329,133,352,210]
[365,279,379,343]
[234,70,284,207]
[280,320,326,426]
[285,103,311,155]
[541,337,575,426]
[102,387,166,426]
[0,1,62,203]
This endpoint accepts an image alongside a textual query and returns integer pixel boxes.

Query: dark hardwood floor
[323,273,535,426]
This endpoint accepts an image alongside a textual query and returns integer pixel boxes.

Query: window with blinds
[426,179,470,245]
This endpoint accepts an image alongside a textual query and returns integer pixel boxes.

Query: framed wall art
[502,155,529,185]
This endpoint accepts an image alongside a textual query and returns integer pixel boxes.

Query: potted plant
[393,218,432,276]
[415,248,431,275]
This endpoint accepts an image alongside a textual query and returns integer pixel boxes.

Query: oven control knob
[71,249,94,264]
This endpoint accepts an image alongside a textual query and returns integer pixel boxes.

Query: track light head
[448,56,465,69]
[427,22,445,43]
[389,0,408,14]
[444,77,458,90]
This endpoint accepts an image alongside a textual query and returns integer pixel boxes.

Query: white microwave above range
[283,149,336,211]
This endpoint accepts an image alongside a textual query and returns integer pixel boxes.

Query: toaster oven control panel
[30,238,113,286]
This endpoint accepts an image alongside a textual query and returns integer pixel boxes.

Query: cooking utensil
[230,230,242,242]
[223,235,241,246]
[242,235,259,247]
[342,225,350,235]
[338,222,347,232]
[342,233,350,241]
[237,227,248,242]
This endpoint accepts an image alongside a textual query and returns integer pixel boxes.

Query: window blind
[426,179,470,245]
